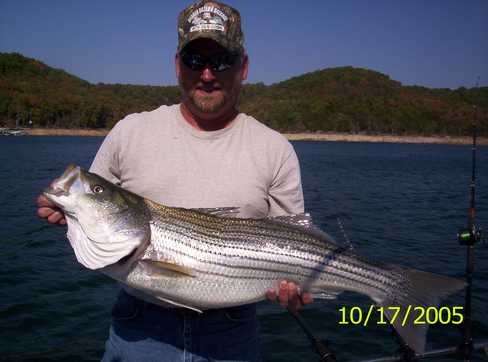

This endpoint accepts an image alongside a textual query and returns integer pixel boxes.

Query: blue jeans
[102,291,261,362]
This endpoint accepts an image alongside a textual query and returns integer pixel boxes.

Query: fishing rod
[457,77,483,361]
[290,79,487,361]
[287,307,337,362]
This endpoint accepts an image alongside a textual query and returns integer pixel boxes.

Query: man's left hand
[266,280,313,313]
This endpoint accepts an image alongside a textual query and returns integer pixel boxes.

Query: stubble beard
[178,74,241,118]
[190,90,227,113]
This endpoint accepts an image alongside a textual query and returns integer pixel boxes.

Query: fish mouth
[43,164,81,199]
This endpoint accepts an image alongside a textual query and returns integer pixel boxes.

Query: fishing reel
[457,226,482,246]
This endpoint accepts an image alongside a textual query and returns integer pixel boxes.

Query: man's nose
[201,66,216,82]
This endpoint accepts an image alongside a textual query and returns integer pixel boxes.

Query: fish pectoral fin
[155,296,203,313]
[140,260,194,277]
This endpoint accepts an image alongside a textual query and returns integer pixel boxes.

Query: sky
[1,0,487,89]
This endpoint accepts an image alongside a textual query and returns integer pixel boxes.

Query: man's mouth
[196,85,221,93]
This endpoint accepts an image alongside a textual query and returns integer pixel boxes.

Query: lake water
[0,137,487,361]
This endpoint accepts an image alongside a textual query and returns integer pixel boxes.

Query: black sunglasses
[180,50,241,72]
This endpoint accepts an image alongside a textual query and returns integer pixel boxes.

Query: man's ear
[241,54,249,81]
[175,53,181,79]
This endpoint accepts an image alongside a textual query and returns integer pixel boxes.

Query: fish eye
[92,185,104,194]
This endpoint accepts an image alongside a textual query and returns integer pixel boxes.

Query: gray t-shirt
[90,104,304,218]
[89,104,305,306]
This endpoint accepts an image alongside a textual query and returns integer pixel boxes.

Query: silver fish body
[122,200,406,309]
[44,165,466,353]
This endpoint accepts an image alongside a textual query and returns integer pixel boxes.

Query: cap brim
[178,32,241,54]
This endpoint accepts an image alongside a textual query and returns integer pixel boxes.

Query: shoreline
[18,128,488,145]
[284,132,488,145]
[25,128,109,137]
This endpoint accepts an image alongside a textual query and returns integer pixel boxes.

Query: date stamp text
[338,306,464,326]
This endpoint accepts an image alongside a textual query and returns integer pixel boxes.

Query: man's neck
[179,103,238,131]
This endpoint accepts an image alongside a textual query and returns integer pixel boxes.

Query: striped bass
[43,165,466,353]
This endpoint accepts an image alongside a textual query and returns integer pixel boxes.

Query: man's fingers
[47,211,64,224]
[287,282,301,312]
[267,281,314,310]
[37,193,66,225]
[38,207,55,218]
[278,281,288,307]
[266,289,277,301]
[301,292,313,305]
[37,194,54,208]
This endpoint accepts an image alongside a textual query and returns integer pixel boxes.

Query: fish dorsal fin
[192,207,240,217]
[268,213,337,243]
[143,199,240,218]
[269,213,314,228]
[140,260,194,277]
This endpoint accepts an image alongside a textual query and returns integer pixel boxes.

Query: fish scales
[155,221,392,296]
[160,203,330,249]
[146,204,398,300]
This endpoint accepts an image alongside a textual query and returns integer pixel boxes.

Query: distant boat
[0,128,28,136]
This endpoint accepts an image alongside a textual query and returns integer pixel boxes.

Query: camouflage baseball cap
[177,0,244,54]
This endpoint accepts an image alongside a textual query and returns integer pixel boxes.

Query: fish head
[44,165,151,270]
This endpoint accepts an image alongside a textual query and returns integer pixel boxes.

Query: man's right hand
[36,194,67,225]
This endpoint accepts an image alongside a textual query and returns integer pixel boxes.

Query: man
[37,0,312,360]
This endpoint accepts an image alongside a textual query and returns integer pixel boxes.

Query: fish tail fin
[373,268,466,354]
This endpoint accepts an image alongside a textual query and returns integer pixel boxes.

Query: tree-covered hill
[239,67,487,135]
[1,52,486,135]
[0,53,181,129]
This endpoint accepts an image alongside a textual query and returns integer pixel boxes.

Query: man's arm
[268,147,304,216]
[266,144,312,312]
[89,123,122,183]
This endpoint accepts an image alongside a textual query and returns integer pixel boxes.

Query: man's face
[176,38,248,120]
